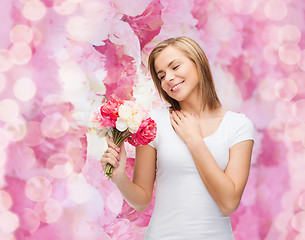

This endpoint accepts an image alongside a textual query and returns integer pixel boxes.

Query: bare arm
[185,137,253,215]
[171,110,254,215]
[101,138,156,212]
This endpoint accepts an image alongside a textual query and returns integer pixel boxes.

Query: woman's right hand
[100,137,127,182]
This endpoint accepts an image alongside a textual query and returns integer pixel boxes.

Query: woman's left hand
[170,110,202,143]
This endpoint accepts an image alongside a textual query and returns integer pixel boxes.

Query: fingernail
[116,147,120,152]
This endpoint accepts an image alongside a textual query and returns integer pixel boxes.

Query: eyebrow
[156,59,178,75]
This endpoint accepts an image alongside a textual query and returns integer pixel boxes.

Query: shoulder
[227,111,253,127]
[226,111,255,147]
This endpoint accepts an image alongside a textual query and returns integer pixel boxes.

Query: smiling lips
[171,81,184,92]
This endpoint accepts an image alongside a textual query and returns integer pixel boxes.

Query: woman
[101,36,254,239]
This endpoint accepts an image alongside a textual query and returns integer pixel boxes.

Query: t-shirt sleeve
[229,115,255,148]
[148,109,159,149]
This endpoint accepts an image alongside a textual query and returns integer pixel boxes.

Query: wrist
[112,170,129,186]
[185,134,203,147]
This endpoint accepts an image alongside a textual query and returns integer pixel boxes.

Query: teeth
[172,82,183,91]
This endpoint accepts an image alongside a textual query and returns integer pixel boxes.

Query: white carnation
[126,114,142,133]
[118,101,143,133]
[116,117,128,132]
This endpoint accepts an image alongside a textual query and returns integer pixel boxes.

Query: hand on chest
[169,110,226,142]
[157,111,230,172]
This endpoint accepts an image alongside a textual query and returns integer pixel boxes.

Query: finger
[119,142,126,157]
[101,150,119,166]
[100,156,109,170]
[170,113,177,126]
[170,115,178,130]
[175,111,185,120]
[180,110,197,121]
[102,163,107,171]
[171,111,181,124]
[174,111,187,125]
[103,153,119,168]
[101,162,106,170]
[107,138,121,152]
[107,148,120,160]
[179,110,188,117]
[190,112,198,119]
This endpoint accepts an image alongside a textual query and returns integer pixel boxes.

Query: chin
[168,93,186,102]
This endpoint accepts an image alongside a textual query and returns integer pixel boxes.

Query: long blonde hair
[148,36,221,111]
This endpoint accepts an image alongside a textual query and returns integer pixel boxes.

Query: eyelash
[159,65,180,80]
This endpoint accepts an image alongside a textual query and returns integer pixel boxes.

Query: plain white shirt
[145,107,255,240]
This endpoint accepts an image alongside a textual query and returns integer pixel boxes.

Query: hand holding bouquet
[90,99,157,179]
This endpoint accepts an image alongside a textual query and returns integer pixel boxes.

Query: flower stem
[104,128,131,179]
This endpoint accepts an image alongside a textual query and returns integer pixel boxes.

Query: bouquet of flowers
[90,99,157,179]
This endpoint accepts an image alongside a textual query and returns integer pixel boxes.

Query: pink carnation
[128,117,156,146]
[100,99,123,127]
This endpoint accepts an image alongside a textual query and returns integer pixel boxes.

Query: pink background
[0,0,305,239]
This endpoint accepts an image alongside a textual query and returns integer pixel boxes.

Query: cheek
[161,82,173,96]
[161,81,167,91]
[188,70,200,85]
[186,63,199,80]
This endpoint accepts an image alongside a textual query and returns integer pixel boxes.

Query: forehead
[154,46,187,71]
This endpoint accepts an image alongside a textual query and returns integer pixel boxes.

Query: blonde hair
[148,36,221,111]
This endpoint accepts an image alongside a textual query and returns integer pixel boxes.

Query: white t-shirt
[145,107,255,240]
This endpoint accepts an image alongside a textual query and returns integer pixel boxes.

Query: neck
[179,101,224,120]
[179,92,205,116]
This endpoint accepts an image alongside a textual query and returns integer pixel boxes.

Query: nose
[164,70,174,82]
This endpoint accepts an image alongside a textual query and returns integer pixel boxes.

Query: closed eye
[173,65,179,70]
